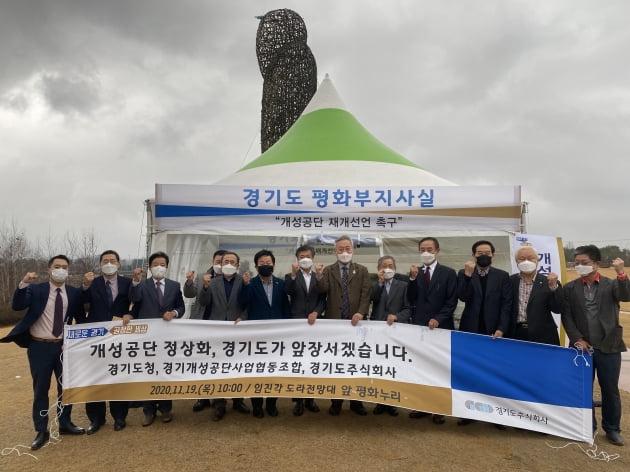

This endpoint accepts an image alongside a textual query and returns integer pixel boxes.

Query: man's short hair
[213,249,227,259]
[100,250,120,263]
[575,245,601,263]
[472,240,495,254]
[149,251,170,266]
[254,249,275,265]
[295,245,315,258]
[335,235,353,247]
[48,255,70,267]
[419,237,440,250]
[222,251,240,264]
[377,255,396,269]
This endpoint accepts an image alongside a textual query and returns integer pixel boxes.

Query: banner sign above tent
[62,319,592,442]
[155,184,522,233]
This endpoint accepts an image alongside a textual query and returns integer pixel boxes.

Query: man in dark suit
[456,240,512,427]
[0,255,86,450]
[285,245,326,416]
[128,251,185,427]
[197,250,250,421]
[80,249,132,433]
[239,249,290,418]
[407,237,458,424]
[369,255,411,417]
[315,235,371,416]
[562,245,629,446]
[508,246,562,345]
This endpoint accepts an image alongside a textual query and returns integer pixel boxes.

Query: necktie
[424,266,431,285]
[105,280,114,309]
[341,266,350,319]
[385,280,391,294]
[52,288,63,337]
[156,281,164,306]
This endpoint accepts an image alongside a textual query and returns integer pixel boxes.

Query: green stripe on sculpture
[239,108,423,171]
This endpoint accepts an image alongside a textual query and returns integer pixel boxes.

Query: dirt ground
[1,269,629,472]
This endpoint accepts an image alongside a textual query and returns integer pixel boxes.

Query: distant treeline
[563,245,630,268]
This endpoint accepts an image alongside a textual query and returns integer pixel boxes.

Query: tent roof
[216,75,454,186]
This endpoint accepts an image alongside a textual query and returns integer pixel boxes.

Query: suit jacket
[130,278,185,319]
[81,275,132,323]
[370,278,411,322]
[198,274,248,321]
[0,282,84,347]
[457,266,512,335]
[562,274,629,353]
[407,263,458,329]
[508,273,562,345]
[285,271,326,319]
[183,268,215,319]
[238,275,290,320]
[316,262,371,319]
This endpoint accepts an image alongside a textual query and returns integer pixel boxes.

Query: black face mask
[257,265,274,277]
[476,255,492,268]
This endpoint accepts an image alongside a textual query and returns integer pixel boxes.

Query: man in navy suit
[80,249,132,433]
[369,255,411,417]
[128,251,185,427]
[239,249,290,418]
[457,240,512,427]
[0,255,86,450]
[285,245,326,416]
[508,246,562,345]
[406,237,458,424]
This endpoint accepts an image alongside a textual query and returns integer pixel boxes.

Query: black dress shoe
[266,405,279,417]
[161,412,173,423]
[606,431,624,446]
[329,401,342,416]
[31,431,50,451]
[293,400,305,416]
[192,399,210,412]
[373,404,386,415]
[305,399,320,413]
[387,406,399,417]
[212,407,226,421]
[113,419,126,431]
[232,400,250,414]
[457,418,475,426]
[59,423,86,435]
[253,408,264,418]
[494,423,507,430]
[142,413,155,427]
[350,404,368,416]
[432,414,446,424]
[409,411,431,419]
[86,420,105,435]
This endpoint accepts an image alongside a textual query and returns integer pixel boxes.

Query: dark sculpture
[256,9,317,152]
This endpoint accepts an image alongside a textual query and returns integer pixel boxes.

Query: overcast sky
[1,0,629,259]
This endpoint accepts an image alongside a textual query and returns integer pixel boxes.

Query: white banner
[62,319,592,442]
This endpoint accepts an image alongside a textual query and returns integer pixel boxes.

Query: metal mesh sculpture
[256,9,317,152]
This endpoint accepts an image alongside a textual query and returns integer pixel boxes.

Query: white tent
[147,76,522,312]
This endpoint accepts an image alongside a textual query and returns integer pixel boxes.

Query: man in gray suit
[369,255,411,416]
[285,245,326,416]
[562,245,629,446]
[197,250,251,421]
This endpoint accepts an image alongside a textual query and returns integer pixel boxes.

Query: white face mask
[298,258,313,269]
[101,263,118,276]
[575,264,594,277]
[517,260,537,274]
[213,264,223,275]
[383,268,395,280]
[337,252,352,264]
[221,264,237,276]
[150,265,167,279]
[420,252,435,265]
[50,268,69,283]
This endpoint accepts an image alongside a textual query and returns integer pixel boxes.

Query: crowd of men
[0,237,627,450]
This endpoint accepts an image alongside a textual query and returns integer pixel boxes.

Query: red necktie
[424,267,431,285]
[156,281,164,306]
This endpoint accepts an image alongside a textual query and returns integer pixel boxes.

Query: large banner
[155,184,522,233]
[62,319,592,442]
